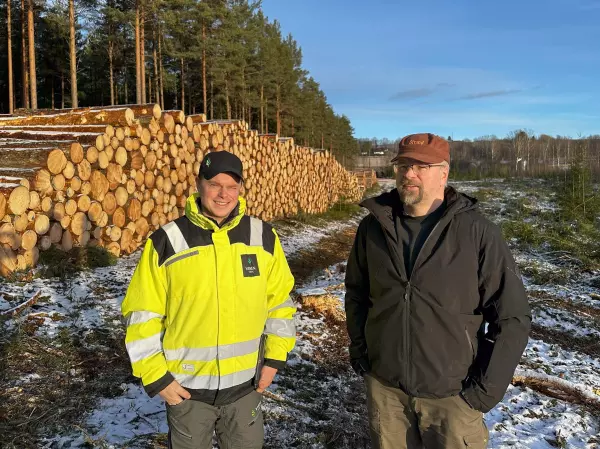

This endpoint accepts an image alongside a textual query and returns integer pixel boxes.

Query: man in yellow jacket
[122,151,296,449]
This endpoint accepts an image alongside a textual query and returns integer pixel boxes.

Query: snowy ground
[452,179,600,449]
[1,178,600,448]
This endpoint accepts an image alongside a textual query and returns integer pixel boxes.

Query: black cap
[199,151,244,181]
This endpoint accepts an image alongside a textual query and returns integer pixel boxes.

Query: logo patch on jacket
[241,254,260,277]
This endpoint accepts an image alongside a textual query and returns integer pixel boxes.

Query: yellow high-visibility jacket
[122,194,296,405]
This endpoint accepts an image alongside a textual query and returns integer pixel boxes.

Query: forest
[0,0,358,157]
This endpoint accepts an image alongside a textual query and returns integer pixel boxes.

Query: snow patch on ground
[44,385,168,448]
[4,178,600,448]
[486,384,598,448]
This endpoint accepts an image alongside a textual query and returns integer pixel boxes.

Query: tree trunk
[109,42,114,105]
[107,0,114,106]
[158,33,164,109]
[202,21,207,115]
[7,0,14,113]
[153,27,159,108]
[135,0,141,104]
[187,64,191,115]
[240,69,246,123]
[69,0,78,108]
[61,74,65,109]
[20,0,28,109]
[124,70,128,104]
[210,79,214,119]
[140,1,146,104]
[225,78,231,120]
[180,58,185,113]
[260,84,264,134]
[276,84,281,136]
[27,0,36,109]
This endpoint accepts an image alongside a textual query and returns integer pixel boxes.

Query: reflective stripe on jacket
[122,194,296,405]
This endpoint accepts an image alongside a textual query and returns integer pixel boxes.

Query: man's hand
[351,356,370,377]
[256,366,278,393]
[159,380,192,405]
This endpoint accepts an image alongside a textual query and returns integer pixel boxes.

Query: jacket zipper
[404,282,411,387]
[254,334,266,387]
[404,220,443,391]
[215,240,221,391]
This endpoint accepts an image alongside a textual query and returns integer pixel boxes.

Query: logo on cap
[206,158,211,167]
[409,140,425,145]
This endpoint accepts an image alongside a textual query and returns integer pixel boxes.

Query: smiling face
[198,172,242,224]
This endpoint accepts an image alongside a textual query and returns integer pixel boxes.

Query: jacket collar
[185,193,246,232]
[360,186,478,236]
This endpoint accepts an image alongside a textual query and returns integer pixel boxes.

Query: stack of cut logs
[351,169,378,191]
[0,104,364,276]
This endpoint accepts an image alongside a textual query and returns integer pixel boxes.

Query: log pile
[0,104,364,276]
[351,169,378,191]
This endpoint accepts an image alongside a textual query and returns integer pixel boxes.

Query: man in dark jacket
[345,133,531,449]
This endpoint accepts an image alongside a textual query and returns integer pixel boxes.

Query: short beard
[398,184,423,205]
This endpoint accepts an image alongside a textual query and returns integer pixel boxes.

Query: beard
[397,181,423,205]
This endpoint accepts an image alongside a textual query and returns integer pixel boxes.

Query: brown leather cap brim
[391,151,447,165]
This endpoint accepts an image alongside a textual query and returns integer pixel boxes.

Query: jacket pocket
[463,420,488,448]
[460,313,483,364]
[166,400,194,439]
[465,327,475,363]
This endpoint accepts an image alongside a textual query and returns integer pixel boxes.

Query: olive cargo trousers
[365,374,489,449]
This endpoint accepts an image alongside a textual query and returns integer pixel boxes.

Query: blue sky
[260,0,600,140]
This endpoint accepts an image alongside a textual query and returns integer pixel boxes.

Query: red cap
[391,133,450,164]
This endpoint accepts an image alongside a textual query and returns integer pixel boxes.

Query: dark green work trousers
[167,390,264,449]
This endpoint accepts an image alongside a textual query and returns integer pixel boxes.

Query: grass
[37,246,117,280]
[0,322,133,448]
[472,188,503,202]
[501,221,546,247]
[297,202,360,224]
[487,179,600,272]
[272,200,361,228]
[450,168,512,181]
[521,264,570,285]
[286,228,356,286]
[501,217,600,271]
[0,244,127,447]
[280,191,375,227]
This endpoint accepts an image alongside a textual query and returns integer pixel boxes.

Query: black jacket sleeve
[344,216,372,374]
[462,221,531,412]
[144,372,175,397]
